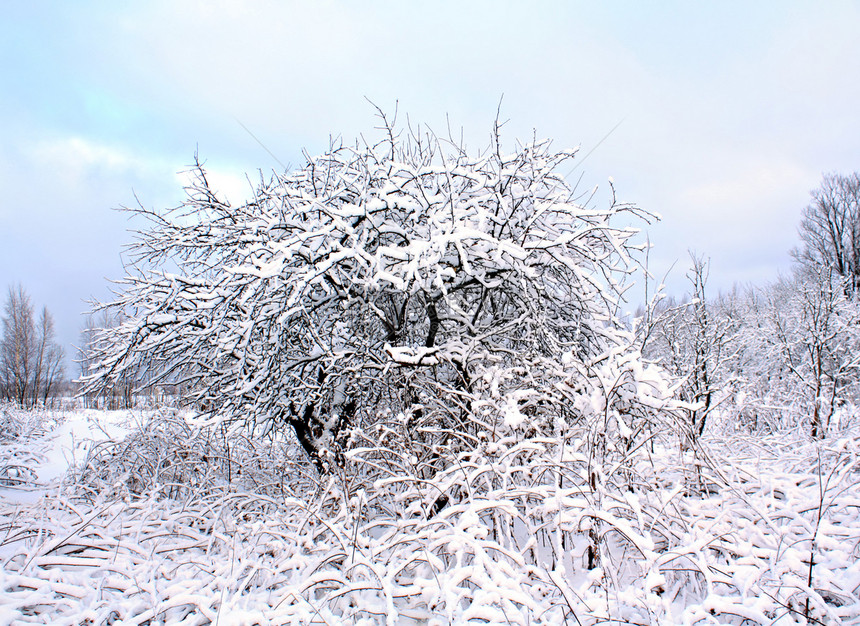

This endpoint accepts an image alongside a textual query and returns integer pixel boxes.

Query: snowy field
[1,405,859,625]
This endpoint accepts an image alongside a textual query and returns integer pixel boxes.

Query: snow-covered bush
[5,419,858,624]
[0,402,51,442]
[0,402,53,488]
[720,268,860,438]
[84,115,670,476]
[69,408,311,501]
[641,256,740,443]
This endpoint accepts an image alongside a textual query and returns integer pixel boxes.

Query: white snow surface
[1,407,859,624]
[0,408,133,504]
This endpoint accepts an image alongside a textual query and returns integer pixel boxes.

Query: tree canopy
[84,118,673,473]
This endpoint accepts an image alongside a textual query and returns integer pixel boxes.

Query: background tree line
[643,171,860,440]
[0,284,65,408]
[77,310,170,410]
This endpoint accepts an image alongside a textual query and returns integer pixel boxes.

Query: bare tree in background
[1,285,35,405]
[728,267,860,438]
[1,284,65,408]
[794,172,860,294]
[34,306,64,405]
[78,311,136,409]
[769,268,860,438]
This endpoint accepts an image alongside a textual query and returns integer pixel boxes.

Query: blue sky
[2,1,859,372]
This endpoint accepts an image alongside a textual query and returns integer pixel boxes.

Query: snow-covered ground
[0,409,133,505]
[1,406,859,624]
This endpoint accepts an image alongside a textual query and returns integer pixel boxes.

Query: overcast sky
[2,1,859,373]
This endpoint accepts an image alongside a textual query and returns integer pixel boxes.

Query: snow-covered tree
[84,116,673,474]
[1,285,35,406]
[642,255,738,441]
[729,267,860,437]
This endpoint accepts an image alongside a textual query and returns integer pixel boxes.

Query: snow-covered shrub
[0,402,48,441]
[717,268,860,438]
[0,403,51,488]
[6,421,857,624]
[68,408,312,501]
[83,114,663,475]
[641,256,741,445]
[71,114,769,621]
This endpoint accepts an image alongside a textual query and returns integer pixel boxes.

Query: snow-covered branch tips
[83,117,671,474]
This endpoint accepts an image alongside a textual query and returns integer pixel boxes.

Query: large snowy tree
[84,118,667,473]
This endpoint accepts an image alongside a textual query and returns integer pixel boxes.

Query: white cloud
[25,137,169,188]
[22,136,258,206]
[634,155,822,295]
